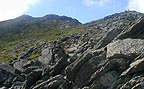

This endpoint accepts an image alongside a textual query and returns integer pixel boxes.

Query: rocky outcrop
[90,71,118,89]
[13,59,28,72]
[65,48,106,88]
[119,76,144,89]
[2,11,144,89]
[12,41,69,88]
[0,64,16,88]
[23,69,43,89]
[121,58,144,77]
[115,16,144,40]
[107,38,144,59]
[32,75,66,89]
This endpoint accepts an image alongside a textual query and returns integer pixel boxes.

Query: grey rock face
[66,48,106,88]
[0,64,16,88]
[119,76,144,89]
[3,11,144,89]
[38,42,68,65]
[50,54,69,76]
[78,11,144,50]
[13,59,28,72]
[107,38,144,59]
[32,75,66,89]
[88,58,129,83]
[116,17,144,40]
[11,82,24,89]
[90,71,118,89]
[23,69,43,89]
[121,58,144,77]
[38,48,53,65]
[132,82,144,89]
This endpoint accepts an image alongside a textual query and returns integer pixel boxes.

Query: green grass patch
[0,26,83,63]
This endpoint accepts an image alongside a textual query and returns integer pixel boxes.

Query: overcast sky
[0,0,144,23]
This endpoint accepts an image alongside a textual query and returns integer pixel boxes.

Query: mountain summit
[0,14,81,40]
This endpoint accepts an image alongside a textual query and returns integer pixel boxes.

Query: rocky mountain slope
[1,11,144,89]
[0,14,80,40]
[0,14,81,63]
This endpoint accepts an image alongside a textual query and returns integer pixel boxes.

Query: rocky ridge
[1,11,144,89]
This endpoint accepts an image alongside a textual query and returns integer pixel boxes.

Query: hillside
[0,14,82,63]
[1,11,144,89]
[0,14,81,40]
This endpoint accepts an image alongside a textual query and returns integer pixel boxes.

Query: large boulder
[37,47,53,65]
[23,60,41,69]
[107,38,144,59]
[89,71,118,89]
[0,64,16,88]
[13,59,42,73]
[37,42,69,77]
[38,42,68,66]
[121,58,144,77]
[13,59,28,72]
[23,69,43,89]
[50,54,69,76]
[84,58,129,87]
[65,48,106,88]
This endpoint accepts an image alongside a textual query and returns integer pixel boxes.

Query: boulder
[121,58,144,77]
[13,59,27,72]
[38,48,53,65]
[0,64,16,87]
[85,58,129,87]
[58,81,73,89]
[119,76,144,89]
[50,54,69,76]
[23,69,43,89]
[13,59,41,73]
[132,82,144,89]
[74,55,105,87]
[11,82,24,89]
[23,66,39,74]
[23,60,35,68]
[66,52,93,81]
[107,38,144,59]
[89,71,118,89]
[38,42,68,66]
[97,27,123,49]
[32,75,66,89]
[66,48,106,88]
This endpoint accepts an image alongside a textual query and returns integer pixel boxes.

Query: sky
[0,0,144,23]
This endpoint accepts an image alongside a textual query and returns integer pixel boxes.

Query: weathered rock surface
[32,75,66,89]
[65,48,106,88]
[2,11,144,89]
[0,64,16,88]
[107,38,144,59]
[116,16,144,40]
[23,69,43,89]
[117,76,144,89]
[13,59,28,72]
[121,58,144,77]
[90,71,118,89]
